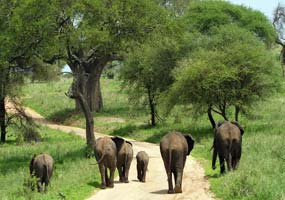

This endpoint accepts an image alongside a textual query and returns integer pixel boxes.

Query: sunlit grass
[0,126,101,200]
[22,77,285,200]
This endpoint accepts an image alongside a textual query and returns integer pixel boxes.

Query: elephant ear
[231,121,244,136]
[126,141,132,146]
[111,136,125,151]
[29,154,36,175]
[214,121,224,134]
[184,135,195,155]
[215,121,225,128]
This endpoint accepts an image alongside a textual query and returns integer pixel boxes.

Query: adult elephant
[212,121,244,174]
[29,153,54,192]
[94,137,117,189]
[112,136,133,183]
[160,131,195,194]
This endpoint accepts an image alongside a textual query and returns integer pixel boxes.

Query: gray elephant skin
[94,136,117,189]
[29,153,54,192]
[136,151,149,182]
[160,131,195,194]
[212,121,244,174]
[112,136,133,183]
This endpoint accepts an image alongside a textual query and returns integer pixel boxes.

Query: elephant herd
[29,120,244,194]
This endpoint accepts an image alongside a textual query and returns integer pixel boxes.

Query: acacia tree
[273,3,285,77]
[36,0,170,148]
[166,25,278,128]
[0,0,58,142]
[47,0,170,115]
[158,0,190,15]
[185,1,276,46]
[120,36,185,126]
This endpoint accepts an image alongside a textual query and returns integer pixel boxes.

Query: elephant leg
[44,182,49,193]
[167,171,174,194]
[174,170,183,193]
[232,142,241,170]
[218,153,225,174]
[108,167,115,188]
[142,164,147,182]
[37,180,42,193]
[104,168,109,186]
[99,165,107,189]
[124,158,132,183]
[124,166,130,183]
[117,166,124,182]
[212,147,218,170]
[137,164,142,181]
[226,153,232,172]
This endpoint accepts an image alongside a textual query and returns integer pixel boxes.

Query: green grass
[22,77,285,200]
[22,78,148,133]
[0,126,101,200]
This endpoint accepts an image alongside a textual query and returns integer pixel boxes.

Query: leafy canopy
[166,25,278,118]
[184,0,276,46]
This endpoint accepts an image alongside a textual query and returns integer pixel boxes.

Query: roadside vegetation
[22,75,285,200]
[0,126,101,200]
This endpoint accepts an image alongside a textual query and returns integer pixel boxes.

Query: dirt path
[7,103,215,200]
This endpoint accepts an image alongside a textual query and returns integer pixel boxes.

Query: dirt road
[7,103,215,200]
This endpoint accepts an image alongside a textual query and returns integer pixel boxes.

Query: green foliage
[121,36,180,96]
[165,25,279,120]
[47,0,170,61]
[157,0,191,16]
[120,35,186,124]
[0,126,101,200]
[22,76,285,200]
[28,58,62,82]
[184,0,276,46]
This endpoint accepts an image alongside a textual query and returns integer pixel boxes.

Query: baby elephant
[29,153,54,192]
[136,151,149,182]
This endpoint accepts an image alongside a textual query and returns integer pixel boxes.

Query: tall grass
[0,126,101,200]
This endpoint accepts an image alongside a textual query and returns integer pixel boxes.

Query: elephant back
[32,153,54,179]
[136,151,149,163]
[95,137,117,157]
[160,132,188,151]
[216,122,242,145]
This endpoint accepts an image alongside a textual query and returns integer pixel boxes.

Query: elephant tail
[43,164,49,186]
[167,149,172,176]
[94,153,105,165]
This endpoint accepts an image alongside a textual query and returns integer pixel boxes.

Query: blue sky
[228,0,283,20]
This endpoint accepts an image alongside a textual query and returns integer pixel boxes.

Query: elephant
[212,121,244,174]
[112,136,133,183]
[160,131,195,194]
[29,153,54,192]
[136,151,149,182]
[94,136,117,189]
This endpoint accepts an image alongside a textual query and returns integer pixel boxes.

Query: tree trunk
[87,65,104,112]
[147,88,156,126]
[207,105,216,129]
[74,65,104,112]
[75,75,86,112]
[235,105,240,122]
[67,67,95,149]
[0,97,6,143]
[77,93,95,148]
[221,104,228,121]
